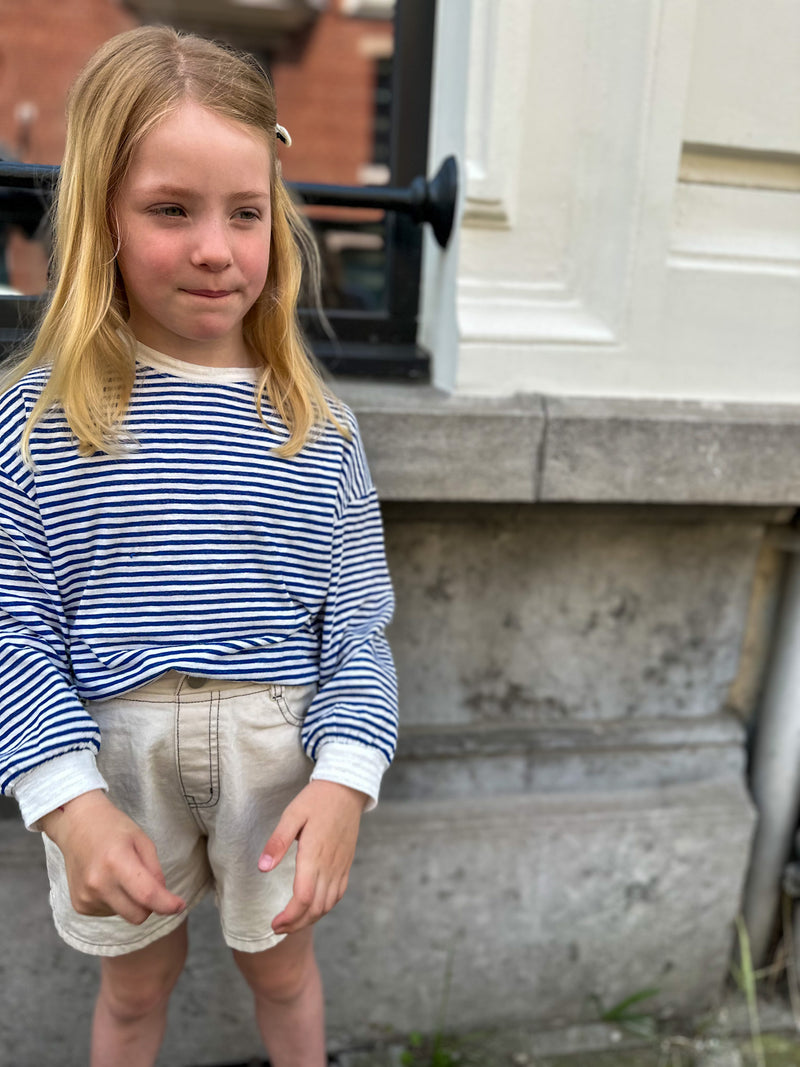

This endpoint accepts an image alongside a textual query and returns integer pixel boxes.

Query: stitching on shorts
[274,684,304,726]
[193,691,220,810]
[216,684,273,700]
[176,689,220,817]
[119,695,175,704]
[220,924,285,949]
[175,692,189,804]
[180,682,278,701]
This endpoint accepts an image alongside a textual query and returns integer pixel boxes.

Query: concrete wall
[326,503,761,1041]
[0,501,766,1065]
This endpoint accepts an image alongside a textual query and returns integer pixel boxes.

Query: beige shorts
[43,672,316,957]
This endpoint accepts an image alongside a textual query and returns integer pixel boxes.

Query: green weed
[592,986,661,1040]
[400,945,458,1067]
[732,915,766,1067]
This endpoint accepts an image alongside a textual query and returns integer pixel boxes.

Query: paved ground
[199,996,800,1066]
[336,1032,800,1067]
[330,995,800,1067]
[345,1033,800,1066]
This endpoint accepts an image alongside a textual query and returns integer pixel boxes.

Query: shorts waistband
[125,671,277,699]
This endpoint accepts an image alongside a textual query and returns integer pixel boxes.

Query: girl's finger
[116,847,185,916]
[273,866,319,932]
[324,881,344,917]
[102,884,153,926]
[132,832,168,886]
[259,809,304,873]
[287,874,332,933]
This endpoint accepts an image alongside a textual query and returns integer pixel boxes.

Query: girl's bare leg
[233,927,325,1067]
[91,922,188,1067]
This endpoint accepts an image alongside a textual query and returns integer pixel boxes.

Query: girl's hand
[259,780,369,935]
[40,790,185,925]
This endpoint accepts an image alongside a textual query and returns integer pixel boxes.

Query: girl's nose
[191,220,233,270]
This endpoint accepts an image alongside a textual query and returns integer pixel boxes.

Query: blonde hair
[3,25,346,461]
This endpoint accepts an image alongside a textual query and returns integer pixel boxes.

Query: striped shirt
[0,344,397,827]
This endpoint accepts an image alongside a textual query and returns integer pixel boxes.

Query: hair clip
[276,123,292,147]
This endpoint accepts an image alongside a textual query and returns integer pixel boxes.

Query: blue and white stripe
[0,346,397,821]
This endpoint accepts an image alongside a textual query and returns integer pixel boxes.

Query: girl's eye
[235,209,260,222]
[152,205,185,218]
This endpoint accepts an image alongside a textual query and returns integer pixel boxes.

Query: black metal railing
[0,156,457,248]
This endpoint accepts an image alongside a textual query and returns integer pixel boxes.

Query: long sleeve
[304,427,398,806]
[0,465,106,828]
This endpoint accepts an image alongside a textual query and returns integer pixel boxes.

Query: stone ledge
[384,716,748,801]
[337,382,800,505]
[338,381,544,501]
[393,714,746,758]
[542,396,800,505]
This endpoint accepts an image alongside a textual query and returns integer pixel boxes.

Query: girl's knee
[99,928,188,1022]
[234,932,318,1005]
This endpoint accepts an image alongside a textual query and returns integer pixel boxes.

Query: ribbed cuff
[310,742,390,811]
[11,751,109,831]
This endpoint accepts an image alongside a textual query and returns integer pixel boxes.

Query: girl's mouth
[183,289,234,299]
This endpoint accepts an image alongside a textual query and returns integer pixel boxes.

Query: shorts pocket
[271,684,305,727]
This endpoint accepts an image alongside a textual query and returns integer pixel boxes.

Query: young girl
[0,25,397,1067]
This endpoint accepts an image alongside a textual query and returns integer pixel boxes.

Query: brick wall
[0,0,138,164]
[271,1,393,186]
[0,0,391,178]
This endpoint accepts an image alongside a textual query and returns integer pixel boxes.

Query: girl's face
[114,99,272,367]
